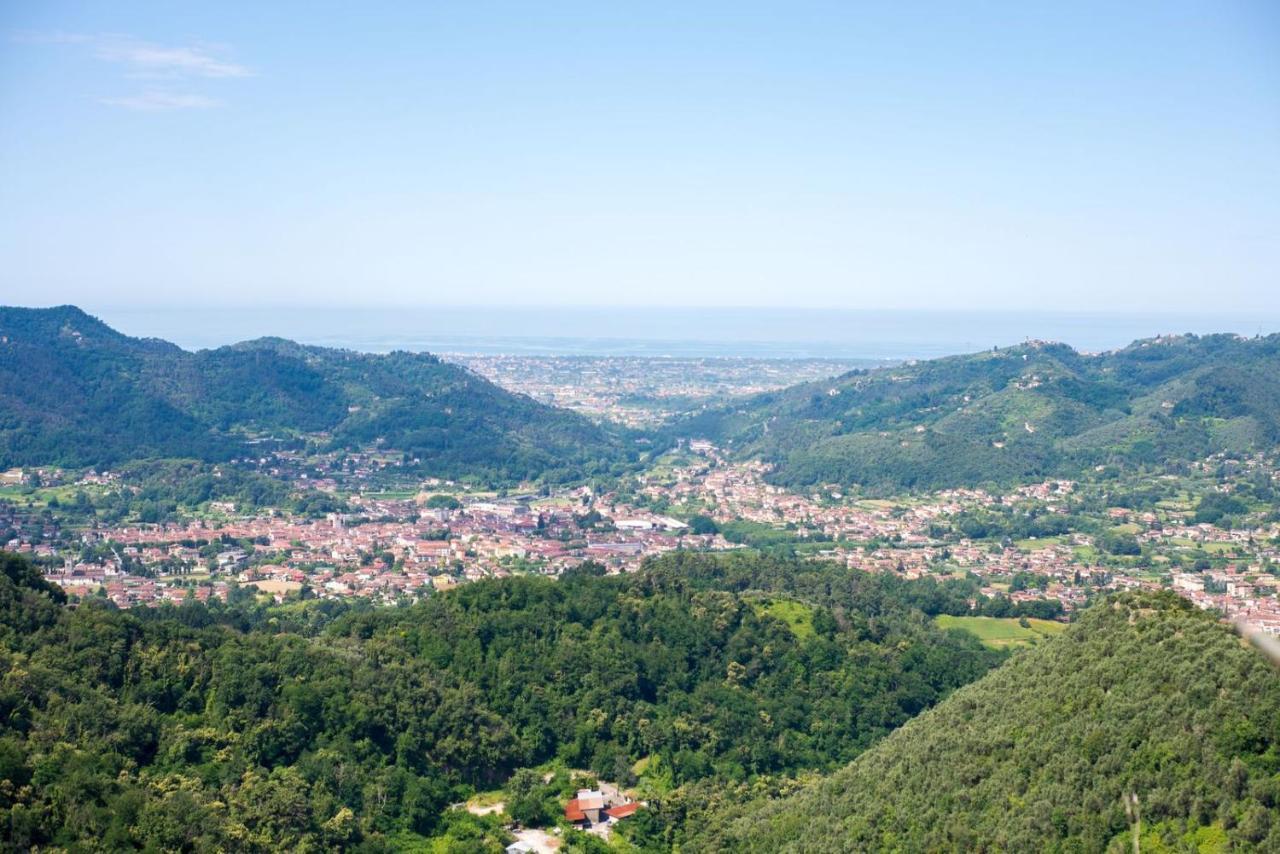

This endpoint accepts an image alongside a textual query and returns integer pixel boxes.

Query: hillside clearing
[934,614,1067,649]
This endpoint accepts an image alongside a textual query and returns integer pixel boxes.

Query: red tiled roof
[576,793,605,810]
[564,799,586,822]
[605,802,640,819]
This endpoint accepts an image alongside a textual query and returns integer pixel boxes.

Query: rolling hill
[0,305,633,484]
[675,334,1280,491]
[680,591,1280,852]
[0,549,1003,851]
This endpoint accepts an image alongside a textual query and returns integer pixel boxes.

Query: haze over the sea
[91,305,1280,360]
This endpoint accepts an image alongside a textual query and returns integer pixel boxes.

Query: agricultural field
[934,615,1068,649]
[1014,535,1065,550]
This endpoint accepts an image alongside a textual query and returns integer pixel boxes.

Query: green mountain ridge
[676,334,1280,491]
[0,305,632,485]
[681,591,1280,852]
[9,307,1276,492]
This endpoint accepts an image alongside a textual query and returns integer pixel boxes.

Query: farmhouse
[564,787,642,828]
[564,789,605,825]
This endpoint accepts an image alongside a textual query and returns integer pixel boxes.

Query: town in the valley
[447,354,872,427]
[5,427,1279,636]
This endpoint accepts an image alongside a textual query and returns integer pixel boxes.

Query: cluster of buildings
[640,451,1280,629]
[563,787,641,830]
[7,445,1280,634]
[16,488,730,607]
[41,566,231,609]
[503,787,642,854]
[1174,569,1280,634]
[452,355,864,427]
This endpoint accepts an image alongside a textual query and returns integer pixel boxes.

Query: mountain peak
[0,304,109,335]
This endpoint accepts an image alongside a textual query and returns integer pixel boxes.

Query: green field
[934,615,1068,649]
[856,499,905,511]
[1072,545,1099,562]
[1014,535,1065,551]
[1168,538,1240,555]
[752,597,815,639]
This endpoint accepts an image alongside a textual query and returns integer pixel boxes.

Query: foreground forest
[5,555,1280,851]
[0,550,1005,851]
[680,592,1280,852]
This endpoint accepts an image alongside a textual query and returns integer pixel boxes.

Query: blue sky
[1,1,1277,312]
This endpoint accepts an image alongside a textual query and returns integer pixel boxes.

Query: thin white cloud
[95,38,251,79]
[14,31,250,110]
[15,32,250,76]
[100,91,223,111]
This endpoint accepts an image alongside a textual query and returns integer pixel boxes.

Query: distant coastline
[88,305,1280,360]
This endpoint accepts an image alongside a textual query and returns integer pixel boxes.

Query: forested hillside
[680,591,1280,852]
[0,550,1004,851]
[676,333,1280,491]
[0,305,630,485]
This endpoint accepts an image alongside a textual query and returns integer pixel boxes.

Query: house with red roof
[564,789,605,826]
[564,788,642,828]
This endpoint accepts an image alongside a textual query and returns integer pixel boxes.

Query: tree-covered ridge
[681,591,1280,852]
[0,305,632,485]
[0,550,1004,851]
[675,333,1280,491]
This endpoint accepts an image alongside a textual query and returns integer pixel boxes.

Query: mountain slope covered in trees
[0,305,631,484]
[680,591,1280,852]
[0,550,1006,851]
[676,334,1280,491]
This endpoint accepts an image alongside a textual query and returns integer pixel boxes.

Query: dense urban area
[448,355,870,426]
[7,440,1280,637]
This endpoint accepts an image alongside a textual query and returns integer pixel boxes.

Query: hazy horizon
[48,303,1280,360]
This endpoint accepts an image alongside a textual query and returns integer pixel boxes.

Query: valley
[6,4,1275,849]
[3,308,1280,852]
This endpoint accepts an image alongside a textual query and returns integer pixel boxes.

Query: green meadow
[751,597,816,639]
[934,614,1068,649]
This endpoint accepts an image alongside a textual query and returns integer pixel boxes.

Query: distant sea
[90,306,1280,361]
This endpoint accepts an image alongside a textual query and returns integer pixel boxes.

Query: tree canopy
[678,591,1280,852]
[673,334,1280,492]
[0,305,634,486]
[0,550,1005,851]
